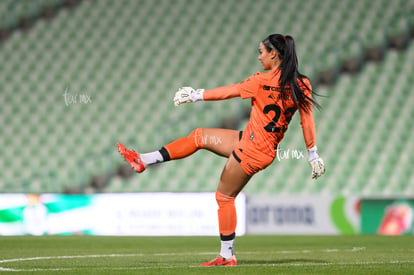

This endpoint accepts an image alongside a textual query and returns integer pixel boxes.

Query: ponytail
[263,34,321,112]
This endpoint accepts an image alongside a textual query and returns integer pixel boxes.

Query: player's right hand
[174,87,204,106]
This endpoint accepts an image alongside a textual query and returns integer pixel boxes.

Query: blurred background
[0,0,413,199]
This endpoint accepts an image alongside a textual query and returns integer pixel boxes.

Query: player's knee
[215,191,235,205]
[188,128,204,149]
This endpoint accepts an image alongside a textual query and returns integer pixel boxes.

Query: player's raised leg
[117,128,240,172]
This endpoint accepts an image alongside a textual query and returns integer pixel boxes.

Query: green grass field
[0,235,413,274]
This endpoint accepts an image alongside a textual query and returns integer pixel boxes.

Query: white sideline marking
[0,254,144,264]
[1,248,413,272]
[0,268,17,271]
[0,248,365,264]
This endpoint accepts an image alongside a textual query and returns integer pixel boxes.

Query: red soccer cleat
[116,142,146,173]
[200,255,237,266]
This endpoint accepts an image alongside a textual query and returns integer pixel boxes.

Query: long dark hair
[262,34,321,112]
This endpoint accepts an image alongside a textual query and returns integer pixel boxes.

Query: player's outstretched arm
[174,84,241,106]
[307,146,325,179]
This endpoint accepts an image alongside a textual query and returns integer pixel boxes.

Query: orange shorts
[232,139,275,176]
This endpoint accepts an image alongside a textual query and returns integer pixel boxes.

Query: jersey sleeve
[298,80,316,149]
[202,84,240,101]
[202,72,261,101]
[237,72,261,99]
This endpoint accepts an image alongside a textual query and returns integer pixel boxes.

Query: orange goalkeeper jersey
[203,68,316,157]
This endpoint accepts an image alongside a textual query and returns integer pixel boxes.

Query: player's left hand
[174,87,204,106]
[309,158,325,179]
[307,146,325,180]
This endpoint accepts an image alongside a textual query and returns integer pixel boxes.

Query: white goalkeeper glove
[308,146,325,180]
[174,87,204,106]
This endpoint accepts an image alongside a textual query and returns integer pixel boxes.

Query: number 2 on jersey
[263,104,296,133]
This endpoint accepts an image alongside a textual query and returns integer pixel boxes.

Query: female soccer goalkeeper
[117,34,325,266]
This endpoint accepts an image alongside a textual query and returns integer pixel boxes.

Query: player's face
[258,42,276,70]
